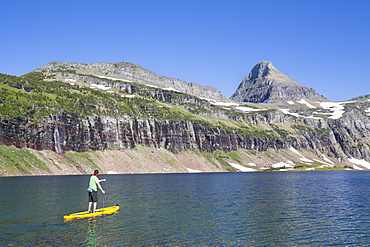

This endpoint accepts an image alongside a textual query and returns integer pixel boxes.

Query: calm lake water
[1,171,370,246]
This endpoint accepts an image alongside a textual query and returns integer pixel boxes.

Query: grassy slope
[0,144,350,176]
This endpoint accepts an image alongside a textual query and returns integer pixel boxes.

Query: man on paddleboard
[88,170,106,213]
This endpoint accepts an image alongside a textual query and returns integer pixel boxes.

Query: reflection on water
[1,171,370,246]
[86,218,99,246]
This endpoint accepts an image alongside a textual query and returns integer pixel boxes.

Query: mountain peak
[248,61,289,80]
[230,61,328,103]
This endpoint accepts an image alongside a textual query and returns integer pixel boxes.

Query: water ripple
[2,171,370,246]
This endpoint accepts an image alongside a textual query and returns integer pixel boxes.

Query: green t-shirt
[89,175,99,191]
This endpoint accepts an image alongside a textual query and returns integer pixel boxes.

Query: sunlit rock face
[0,114,288,154]
[36,61,227,101]
[230,61,328,103]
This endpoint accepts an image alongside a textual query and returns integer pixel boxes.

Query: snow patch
[322,154,335,164]
[280,109,322,119]
[272,162,294,168]
[228,163,256,172]
[352,165,363,170]
[65,79,76,85]
[96,75,133,82]
[201,98,239,106]
[215,102,239,106]
[200,98,267,112]
[91,84,111,90]
[348,158,370,169]
[235,107,267,112]
[280,109,300,117]
[280,100,356,120]
[121,94,137,98]
[300,157,313,163]
[319,101,354,119]
[297,99,316,108]
[187,168,202,173]
[289,147,313,163]
[313,159,334,167]
[162,87,181,92]
[107,171,119,174]
[366,107,370,115]
[287,101,295,105]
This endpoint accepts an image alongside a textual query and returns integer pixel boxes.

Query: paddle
[102,178,106,209]
[102,191,105,209]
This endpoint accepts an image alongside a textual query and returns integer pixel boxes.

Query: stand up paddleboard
[63,205,119,220]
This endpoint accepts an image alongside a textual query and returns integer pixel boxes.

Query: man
[88,170,106,213]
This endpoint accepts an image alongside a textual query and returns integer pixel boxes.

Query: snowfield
[280,99,355,120]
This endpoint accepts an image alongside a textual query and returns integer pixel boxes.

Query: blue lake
[1,171,370,246]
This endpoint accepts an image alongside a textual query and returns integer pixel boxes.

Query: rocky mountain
[1,61,370,176]
[230,61,328,103]
[36,61,228,101]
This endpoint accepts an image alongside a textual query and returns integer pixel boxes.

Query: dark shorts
[88,190,98,202]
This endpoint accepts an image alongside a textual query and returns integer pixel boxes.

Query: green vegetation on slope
[0,145,51,175]
[0,72,289,141]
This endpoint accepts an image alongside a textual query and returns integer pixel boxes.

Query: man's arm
[97,182,105,193]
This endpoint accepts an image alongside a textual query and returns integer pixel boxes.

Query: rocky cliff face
[2,99,370,169]
[230,61,328,103]
[0,114,285,154]
[36,61,227,101]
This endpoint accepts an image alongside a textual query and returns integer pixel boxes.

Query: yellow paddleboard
[63,205,119,220]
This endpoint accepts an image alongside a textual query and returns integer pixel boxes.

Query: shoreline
[0,145,364,177]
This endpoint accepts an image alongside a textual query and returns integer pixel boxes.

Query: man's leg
[93,202,97,212]
[88,202,92,212]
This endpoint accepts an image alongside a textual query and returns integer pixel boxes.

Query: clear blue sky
[1,0,370,101]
